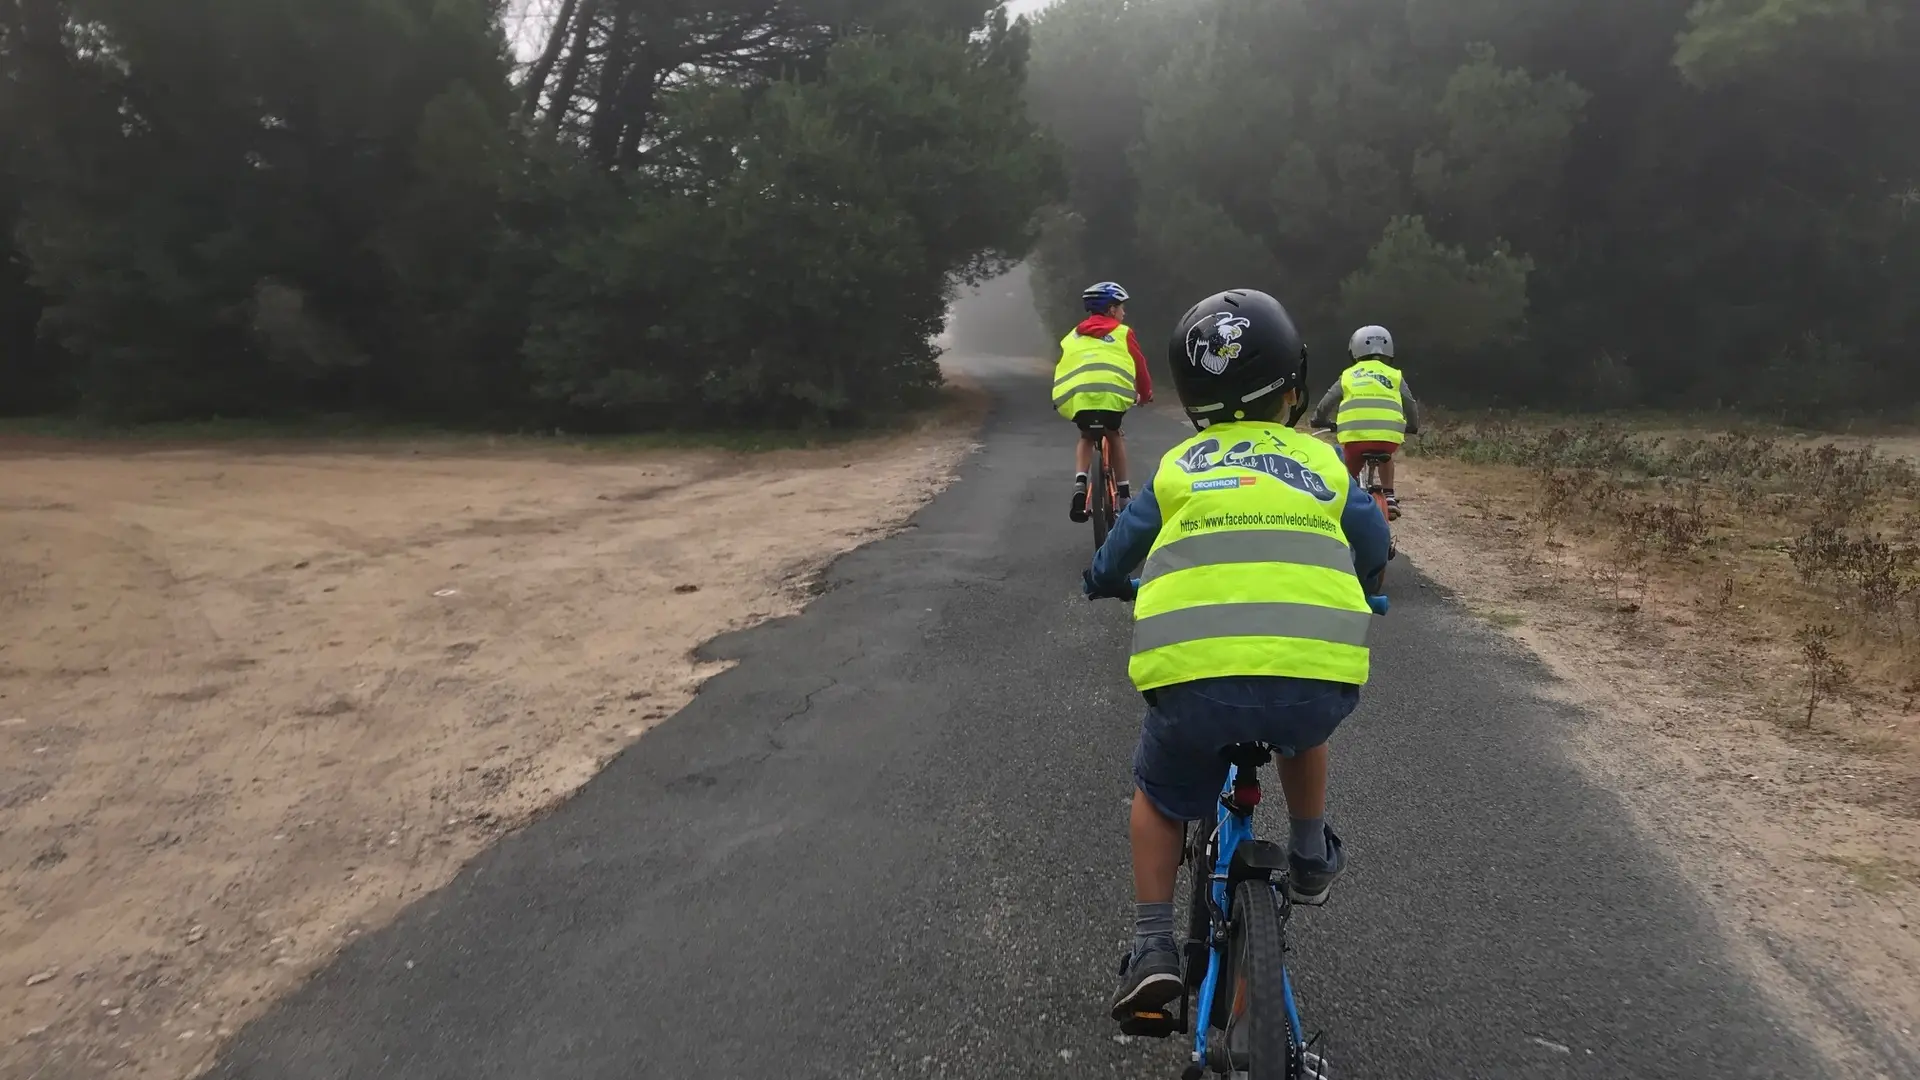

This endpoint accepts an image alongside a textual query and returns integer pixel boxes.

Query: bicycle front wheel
[1221,878,1299,1078]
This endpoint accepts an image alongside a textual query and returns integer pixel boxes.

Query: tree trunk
[586,3,632,168]
[615,56,660,170]
[542,0,600,138]
[519,0,581,123]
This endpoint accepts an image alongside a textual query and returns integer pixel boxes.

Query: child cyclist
[1083,289,1389,1020]
[1308,324,1420,518]
[1053,281,1153,521]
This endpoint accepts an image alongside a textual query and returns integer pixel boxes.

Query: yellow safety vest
[1052,325,1137,419]
[1130,422,1372,691]
[1336,362,1406,445]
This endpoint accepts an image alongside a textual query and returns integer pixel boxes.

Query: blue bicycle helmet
[1081,281,1131,313]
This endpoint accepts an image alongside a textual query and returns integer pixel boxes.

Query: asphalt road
[211,356,1822,1080]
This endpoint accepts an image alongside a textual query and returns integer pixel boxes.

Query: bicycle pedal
[1118,1009,1180,1039]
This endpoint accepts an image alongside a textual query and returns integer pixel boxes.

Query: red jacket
[1072,314,1153,402]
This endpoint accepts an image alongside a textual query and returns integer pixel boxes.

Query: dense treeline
[1025,0,1920,418]
[0,1,1059,427]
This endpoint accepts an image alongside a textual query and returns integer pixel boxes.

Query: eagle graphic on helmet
[1185,313,1250,376]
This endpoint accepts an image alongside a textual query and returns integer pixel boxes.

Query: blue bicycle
[1120,743,1329,1080]
[1102,581,1386,1079]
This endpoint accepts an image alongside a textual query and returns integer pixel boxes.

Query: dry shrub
[1794,623,1854,729]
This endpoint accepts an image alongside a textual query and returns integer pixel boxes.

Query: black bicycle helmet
[1167,289,1309,429]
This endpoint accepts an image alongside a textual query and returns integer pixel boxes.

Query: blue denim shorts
[1133,675,1359,822]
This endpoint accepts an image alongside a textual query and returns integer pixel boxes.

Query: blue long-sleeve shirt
[1087,480,1391,597]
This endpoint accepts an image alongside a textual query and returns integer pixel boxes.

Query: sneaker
[1385,492,1402,521]
[1070,488,1090,523]
[1110,937,1184,1021]
[1286,826,1346,906]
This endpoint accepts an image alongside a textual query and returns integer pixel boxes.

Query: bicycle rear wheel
[1362,463,1392,590]
[1220,878,1299,1078]
[1090,434,1114,550]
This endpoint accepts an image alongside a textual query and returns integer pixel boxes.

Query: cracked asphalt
[209,354,1824,1079]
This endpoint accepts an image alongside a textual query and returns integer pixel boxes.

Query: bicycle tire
[1221,878,1298,1079]
[1090,435,1113,550]
[1374,493,1392,590]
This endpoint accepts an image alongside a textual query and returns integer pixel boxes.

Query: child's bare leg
[1277,743,1328,821]
[1381,456,1396,491]
[1129,787,1183,904]
[1111,431,1131,489]
[1075,433,1093,475]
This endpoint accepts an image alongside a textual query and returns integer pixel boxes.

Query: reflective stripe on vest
[1139,529,1357,584]
[1052,325,1137,419]
[1336,362,1406,445]
[1129,423,1372,691]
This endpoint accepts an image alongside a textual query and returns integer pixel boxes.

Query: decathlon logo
[1191,476,1256,492]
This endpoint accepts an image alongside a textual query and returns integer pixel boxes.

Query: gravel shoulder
[0,408,979,1080]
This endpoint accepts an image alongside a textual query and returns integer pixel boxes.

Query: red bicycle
[1313,427,1397,587]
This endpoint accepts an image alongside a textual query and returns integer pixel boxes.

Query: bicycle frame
[1358,453,1397,587]
[1358,455,1389,521]
[1186,763,1307,1076]
[1097,432,1117,505]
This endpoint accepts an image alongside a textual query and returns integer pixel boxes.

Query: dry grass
[1809,853,1920,896]
[1408,416,1920,771]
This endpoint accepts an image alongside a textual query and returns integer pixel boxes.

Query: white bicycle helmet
[1348,325,1394,360]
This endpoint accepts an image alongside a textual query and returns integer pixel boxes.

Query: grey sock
[1290,817,1328,863]
[1133,901,1176,954]
[1074,472,1089,490]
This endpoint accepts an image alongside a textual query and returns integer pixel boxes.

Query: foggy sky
[508,2,1058,57]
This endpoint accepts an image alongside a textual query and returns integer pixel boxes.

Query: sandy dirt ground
[0,410,979,1079]
[1397,457,1920,1078]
